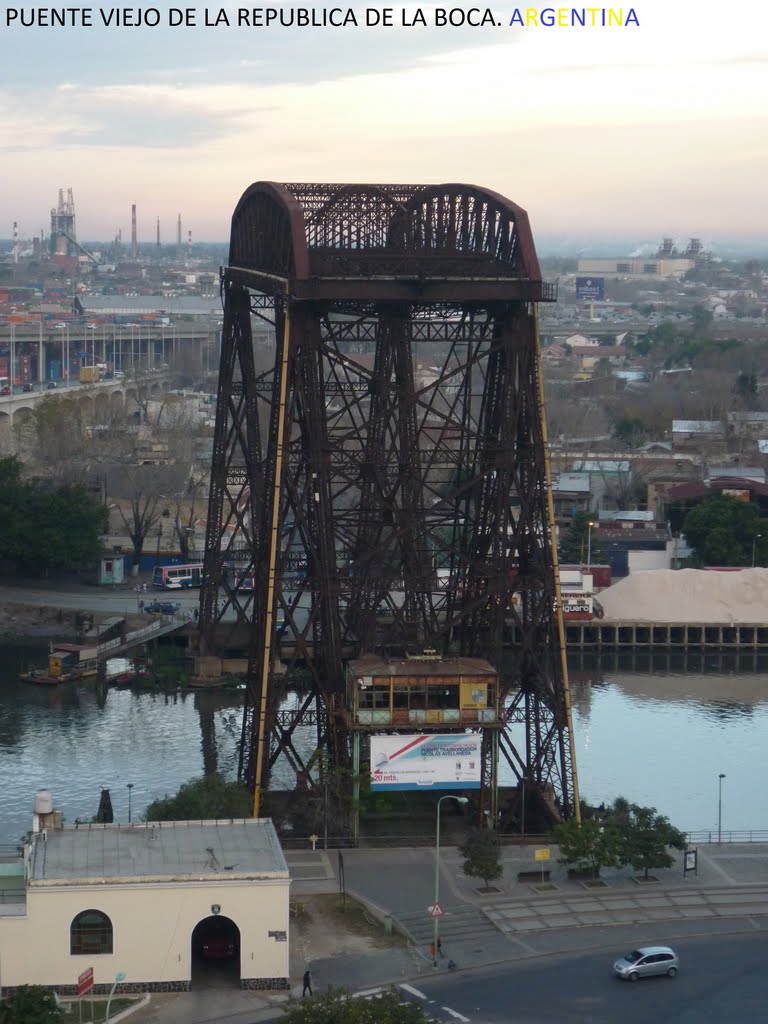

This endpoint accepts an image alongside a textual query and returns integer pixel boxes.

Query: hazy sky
[1,0,767,244]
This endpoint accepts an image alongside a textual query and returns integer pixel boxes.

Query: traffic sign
[77,967,94,997]
[428,902,445,918]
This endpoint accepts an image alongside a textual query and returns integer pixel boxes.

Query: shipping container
[560,563,612,588]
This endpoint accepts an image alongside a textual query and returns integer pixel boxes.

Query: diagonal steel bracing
[201,181,579,830]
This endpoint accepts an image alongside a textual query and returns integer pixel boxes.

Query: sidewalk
[289,840,768,971]
[129,840,768,1024]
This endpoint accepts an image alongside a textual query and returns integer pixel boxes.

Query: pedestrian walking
[302,969,312,998]
[437,937,445,959]
[139,600,145,614]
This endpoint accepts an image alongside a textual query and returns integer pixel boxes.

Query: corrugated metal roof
[554,473,591,492]
[672,420,723,434]
[572,460,630,474]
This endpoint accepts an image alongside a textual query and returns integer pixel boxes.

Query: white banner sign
[370,733,482,791]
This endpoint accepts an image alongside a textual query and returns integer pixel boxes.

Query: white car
[613,946,679,981]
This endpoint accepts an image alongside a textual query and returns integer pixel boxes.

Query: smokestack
[187,228,192,254]
[156,216,160,248]
[176,214,182,254]
[131,203,137,259]
[13,220,18,263]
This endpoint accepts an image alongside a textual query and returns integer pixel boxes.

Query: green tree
[682,494,764,566]
[0,460,107,575]
[145,774,253,821]
[282,987,429,1023]
[615,803,686,880]
[647,321,680,348]
[0,457,24,562]
[553,816,622,878]
[458,829,503,889]
[0,985,62,1024]
[558,511,603,565]
[612,416,647,448]
[735,371,758,401]
[25,481,108,572]
[690,304,713,337]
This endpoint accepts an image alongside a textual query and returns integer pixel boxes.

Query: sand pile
[599,568,768,624]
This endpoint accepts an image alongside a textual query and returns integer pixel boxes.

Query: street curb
[344,915,768,995]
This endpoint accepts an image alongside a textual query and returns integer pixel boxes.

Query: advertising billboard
[370,733,482,791]
[575,276,605,301]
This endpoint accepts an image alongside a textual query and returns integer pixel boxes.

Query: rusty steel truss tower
[200,181,579,829]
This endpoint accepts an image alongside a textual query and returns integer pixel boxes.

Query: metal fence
[685,830,768,845]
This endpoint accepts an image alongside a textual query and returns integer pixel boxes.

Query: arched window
[70,910,113,955]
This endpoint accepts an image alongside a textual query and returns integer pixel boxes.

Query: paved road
[0,579,200,615]
[411,931,768,1023]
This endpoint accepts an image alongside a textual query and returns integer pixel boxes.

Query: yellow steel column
[533,304,581,823]
[253,309,292,818]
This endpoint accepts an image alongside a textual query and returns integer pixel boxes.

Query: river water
[1,642,766,848]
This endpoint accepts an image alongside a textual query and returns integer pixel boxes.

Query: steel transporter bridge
[198,181,579,834]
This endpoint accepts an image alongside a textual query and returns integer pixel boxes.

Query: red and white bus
[152,564,204,589]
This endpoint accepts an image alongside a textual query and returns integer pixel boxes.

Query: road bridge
[0,320,223,390]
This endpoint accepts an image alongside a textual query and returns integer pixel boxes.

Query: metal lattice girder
[201,182,578,825]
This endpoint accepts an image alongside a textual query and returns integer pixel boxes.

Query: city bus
[152,563,204,589]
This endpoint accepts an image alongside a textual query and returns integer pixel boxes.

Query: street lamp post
[433,795,468,966]
[752,534,761,568]
[127,783,134,823]
[718,773,726,844]
[587,521,595,571]
[105,971,126,1022]
[520,776,526,840]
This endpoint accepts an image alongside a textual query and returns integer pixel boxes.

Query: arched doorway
[191,914,241,988]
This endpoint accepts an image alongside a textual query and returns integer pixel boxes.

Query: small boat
[19,666,62,686]
[106,657,134,686]
[106,657,153,688]
[20,644,98,685]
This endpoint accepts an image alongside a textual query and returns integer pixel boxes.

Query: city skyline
[2,0,767,243]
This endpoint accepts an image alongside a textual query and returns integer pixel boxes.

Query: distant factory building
[577,257,694,279]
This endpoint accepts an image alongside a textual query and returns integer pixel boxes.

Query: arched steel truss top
[228,182,553,303]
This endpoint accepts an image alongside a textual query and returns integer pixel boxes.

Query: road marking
[353,987,384,999]
[400,983,428,1000]
[442,1008,470,1022]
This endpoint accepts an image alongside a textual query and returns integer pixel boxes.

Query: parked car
[613,946,679,981]
[144,599,180,615]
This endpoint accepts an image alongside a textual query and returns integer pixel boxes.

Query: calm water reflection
[0,643,241,847]
[1,643,767,846]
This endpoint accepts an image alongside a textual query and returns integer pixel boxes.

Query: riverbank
[0,602,84,640]
[0,601,147,641]
[0,577,174,641]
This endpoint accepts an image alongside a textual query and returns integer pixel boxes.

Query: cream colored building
[0,809,290,995]
[577,257,694,279]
